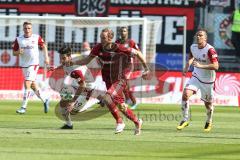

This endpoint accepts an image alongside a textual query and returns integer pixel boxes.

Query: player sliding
[58,46,106,129]
[74,28,150,135]
[177,29,219,132]
[12,21,50,114]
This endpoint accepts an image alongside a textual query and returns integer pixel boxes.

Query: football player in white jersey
[58,46,106,129]
[12,21,50,114]
[177,29,219,132]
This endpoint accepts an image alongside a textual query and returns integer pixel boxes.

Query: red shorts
[106,79,127,104]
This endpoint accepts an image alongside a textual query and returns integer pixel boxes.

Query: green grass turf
[0,100,240,160]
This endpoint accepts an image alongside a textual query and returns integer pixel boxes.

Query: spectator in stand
[230,7,240,62]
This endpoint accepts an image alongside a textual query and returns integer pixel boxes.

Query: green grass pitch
[0,100,240,160]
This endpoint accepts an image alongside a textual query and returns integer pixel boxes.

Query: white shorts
[185,76,214,103]
[68,79,107,112]
[74,95,99,112]
[22,65,39,81]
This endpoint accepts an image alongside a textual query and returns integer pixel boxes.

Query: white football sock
[21,89,31,109]
[206,105,214,123]
[181,100,190,122]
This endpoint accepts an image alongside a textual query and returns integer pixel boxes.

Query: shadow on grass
[54,103,109,121]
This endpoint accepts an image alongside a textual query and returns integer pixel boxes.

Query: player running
[12,21,50,114]
[177,29,219,132]
[74,28,150,135]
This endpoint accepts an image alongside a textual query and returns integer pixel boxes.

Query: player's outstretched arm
[134,49,150,79]
[73,55,95,66]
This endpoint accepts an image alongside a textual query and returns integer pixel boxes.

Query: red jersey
[90,43,136,86]
[115,39,139,50]
[115,39,141,77]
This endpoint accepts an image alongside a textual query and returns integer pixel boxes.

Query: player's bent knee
[102,93,113,105]
[30,83,35,90]
[182,94,189,101]
[204,102,213,109]
[59,104,68,115]
[118,103,127,112]
[60,100,69,108]
[182,90,193,101]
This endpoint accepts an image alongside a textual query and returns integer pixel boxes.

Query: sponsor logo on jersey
[22,46,34,49]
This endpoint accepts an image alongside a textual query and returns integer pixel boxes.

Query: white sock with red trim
[21,89,31,109]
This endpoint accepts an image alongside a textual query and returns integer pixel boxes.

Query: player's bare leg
[59,100,73,129]
[31,82,49,113]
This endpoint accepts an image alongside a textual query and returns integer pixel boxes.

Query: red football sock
[105,101,123,124]
[123,87,130,100]
[122,108,139,125]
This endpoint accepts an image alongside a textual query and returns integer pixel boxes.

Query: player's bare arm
[67,81,86,112]
[13,48,24,56]
[192,60,219,70]
[134,50,149,71]
[134,49,150,79]
[183,51,194,76]
[12,39,24,56]
[74,55,95,66]
[42,43,50,65]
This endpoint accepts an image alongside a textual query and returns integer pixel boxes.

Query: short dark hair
[58,46,72,55]
[196,28,208,39]
[197,28,208,34]
[120,26,128,31]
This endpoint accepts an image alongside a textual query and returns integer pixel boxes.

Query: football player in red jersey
[115,26,139,109]
[74,28,150,135]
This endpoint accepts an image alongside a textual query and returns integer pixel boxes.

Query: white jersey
[63,65,97,89]
[13,34,44,67]
[190,43,218,83]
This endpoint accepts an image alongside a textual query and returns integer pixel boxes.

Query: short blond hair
[101,28,114,39]
[23,21,32,27]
